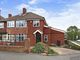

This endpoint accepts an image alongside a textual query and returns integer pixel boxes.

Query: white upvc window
[16,34,27,42]
[2,34,15,42]
[7,21,15,28]
[8,34,15,42]
[33,20,40,27]
[0,23,4,28]
[16,20,27,27]
[2,34,8,42]
[44,35,48,43]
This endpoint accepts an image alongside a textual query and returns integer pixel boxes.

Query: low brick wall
[0,39,30,53]
[0,45,27,52]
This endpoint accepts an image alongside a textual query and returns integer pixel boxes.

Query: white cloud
[16,3,29,11]
[28,0,51,5]
[47,2,80,31]
[29,0,37,4]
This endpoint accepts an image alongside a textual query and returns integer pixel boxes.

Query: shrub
[32,42,45,53]
[47,47,55,54]
[32,42,58,55]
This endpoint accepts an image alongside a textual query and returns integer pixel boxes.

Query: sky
[0,0,80,31]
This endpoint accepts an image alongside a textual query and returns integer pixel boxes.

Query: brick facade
[0,8,64,46]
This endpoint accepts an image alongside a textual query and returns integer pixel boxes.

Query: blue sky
[0,0,80,31]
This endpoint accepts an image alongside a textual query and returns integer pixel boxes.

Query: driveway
[0,51,80,60]
[50,47,80,55]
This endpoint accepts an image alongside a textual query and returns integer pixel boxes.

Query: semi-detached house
[0,8,64,46]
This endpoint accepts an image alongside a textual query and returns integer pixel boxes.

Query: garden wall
[0,39,30,53]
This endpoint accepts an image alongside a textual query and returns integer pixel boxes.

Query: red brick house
[0,8,64,46]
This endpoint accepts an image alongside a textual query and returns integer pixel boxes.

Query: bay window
[2,34,15,42]
[16,34,26,42]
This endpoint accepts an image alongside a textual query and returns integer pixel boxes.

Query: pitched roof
[6,12,45,21]
[0,16,5,20]
[44,25,65,33]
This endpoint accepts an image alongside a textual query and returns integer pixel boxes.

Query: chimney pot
[23,8,26,14]
[8,14,12,18]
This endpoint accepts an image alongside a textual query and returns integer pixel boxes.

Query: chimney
[8,14,12,18]
[22,8,26,14]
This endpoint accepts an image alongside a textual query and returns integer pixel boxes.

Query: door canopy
[33,30,43,35]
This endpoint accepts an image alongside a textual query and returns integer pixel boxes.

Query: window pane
[16,34,27,42]
[16,20,26,27]
[0,23,4,28]
[44,35,48,43]
[33,20,40,27]
[9,35,15,42]
[16,35,19,42]
[7,21,15,27]
[2,34,9,42]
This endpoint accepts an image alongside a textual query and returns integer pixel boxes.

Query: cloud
[47,2,80,30]
[28,0,37,4]
[30,2,80,30]
[28,0,52,5]
[16,3,29,10]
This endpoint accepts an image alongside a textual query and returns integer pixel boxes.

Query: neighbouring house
[0,8,64,46]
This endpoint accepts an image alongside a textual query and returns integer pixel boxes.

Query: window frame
[44,35,48,43]
[7,21,15,28]
[16,20,27,28]
[16,34,27,42]
[0,23,4,28]
[33,20,40,27]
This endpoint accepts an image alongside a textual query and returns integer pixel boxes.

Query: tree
[67,26,78,41]
[77,29,80,39]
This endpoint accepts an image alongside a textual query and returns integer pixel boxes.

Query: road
[0,51,80,60]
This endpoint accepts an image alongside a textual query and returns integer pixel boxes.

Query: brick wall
[44,27,64,45]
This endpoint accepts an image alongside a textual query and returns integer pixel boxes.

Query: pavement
[50,47,80,55]
[0,51,80,60]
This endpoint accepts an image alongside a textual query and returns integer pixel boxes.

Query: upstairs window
[0,23,4,28]
[33,20,40,27]
[16,20,26,27]
[7,21,15,28]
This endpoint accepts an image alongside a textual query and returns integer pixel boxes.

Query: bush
[47,47,55,54]
[32,42,45,53]
[32,42,58,55]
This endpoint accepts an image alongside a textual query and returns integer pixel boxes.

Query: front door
[36,32,41,43]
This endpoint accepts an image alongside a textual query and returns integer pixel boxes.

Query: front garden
[31,42,58,56]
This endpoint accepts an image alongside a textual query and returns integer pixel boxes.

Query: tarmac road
[0,51,80,60]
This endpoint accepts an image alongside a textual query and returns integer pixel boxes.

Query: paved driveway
[50,47,80,55]
[0,51,80,60]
